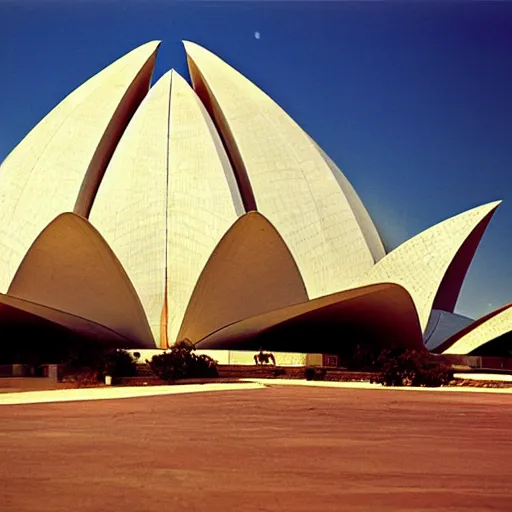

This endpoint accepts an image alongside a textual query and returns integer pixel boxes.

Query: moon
[254,31,261,40]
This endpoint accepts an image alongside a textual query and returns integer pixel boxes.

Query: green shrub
[63,343,105,373]
[149,345,218,381]
[345,344,382,371]
[69,371,101,388]
[374,349,452,387]
[305,367,326,381]
[174,338,195,350]
[101,349,137,379]
[63,347,137,383]
[304,367,315,381]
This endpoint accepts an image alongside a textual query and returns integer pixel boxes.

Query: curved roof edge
[196,282,424,353]
[311,140,386,263]
[184,41,257,212]
[75,41,161,217]
[352,201,501,332]
[423,309,474,351]
[432,208,496,313]
[9,212,155,348]
[0,293,147,349]
[439,303,512,355]
[177,211,308,344]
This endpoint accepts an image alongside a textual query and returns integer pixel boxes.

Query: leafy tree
[149,343,218,381]
[64,347,137,382]
[374,349,453,387]
[101,349,137,379]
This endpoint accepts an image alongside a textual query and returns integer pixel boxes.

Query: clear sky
[1,1,511,319]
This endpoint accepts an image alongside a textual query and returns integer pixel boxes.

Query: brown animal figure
[254,349,276,365]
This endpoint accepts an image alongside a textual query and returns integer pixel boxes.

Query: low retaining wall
[118,367,377,386]
[0,377,68,393]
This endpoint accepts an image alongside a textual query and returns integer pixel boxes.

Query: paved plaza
[1,384,511,511]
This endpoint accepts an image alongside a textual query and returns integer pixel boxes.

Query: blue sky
[1,1,511,319]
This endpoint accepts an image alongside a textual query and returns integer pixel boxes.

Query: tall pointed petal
[184,41,376,298]
[8,213,154,347]
[90,70,244,347]
[0,41,160,292]
[353,201,501,332]
[178,212,308,344]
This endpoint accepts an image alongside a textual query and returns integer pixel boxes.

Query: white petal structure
[184,41,378,299]
[8,213,154,348]
[178,212,308,344]
[353,201,501,332]
[312,141,386,263]
[90,70,244,347]
[441,304,512,355]
[197,283,424,352]
[0,40,508,358]
[0,41,160,292]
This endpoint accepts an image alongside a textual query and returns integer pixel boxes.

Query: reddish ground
[0,385,511,511]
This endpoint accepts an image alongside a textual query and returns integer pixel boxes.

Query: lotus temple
[0,41,511,366]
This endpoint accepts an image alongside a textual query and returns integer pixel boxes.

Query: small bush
[174,338,195,350]
[305,367,326,381]
[149,345,218,381]
[68,371,101,388]
[63,348,137,384]
[374,349,452,387]
[101,349,137,379]
[346,344,382,371]
[63,343,105,374]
